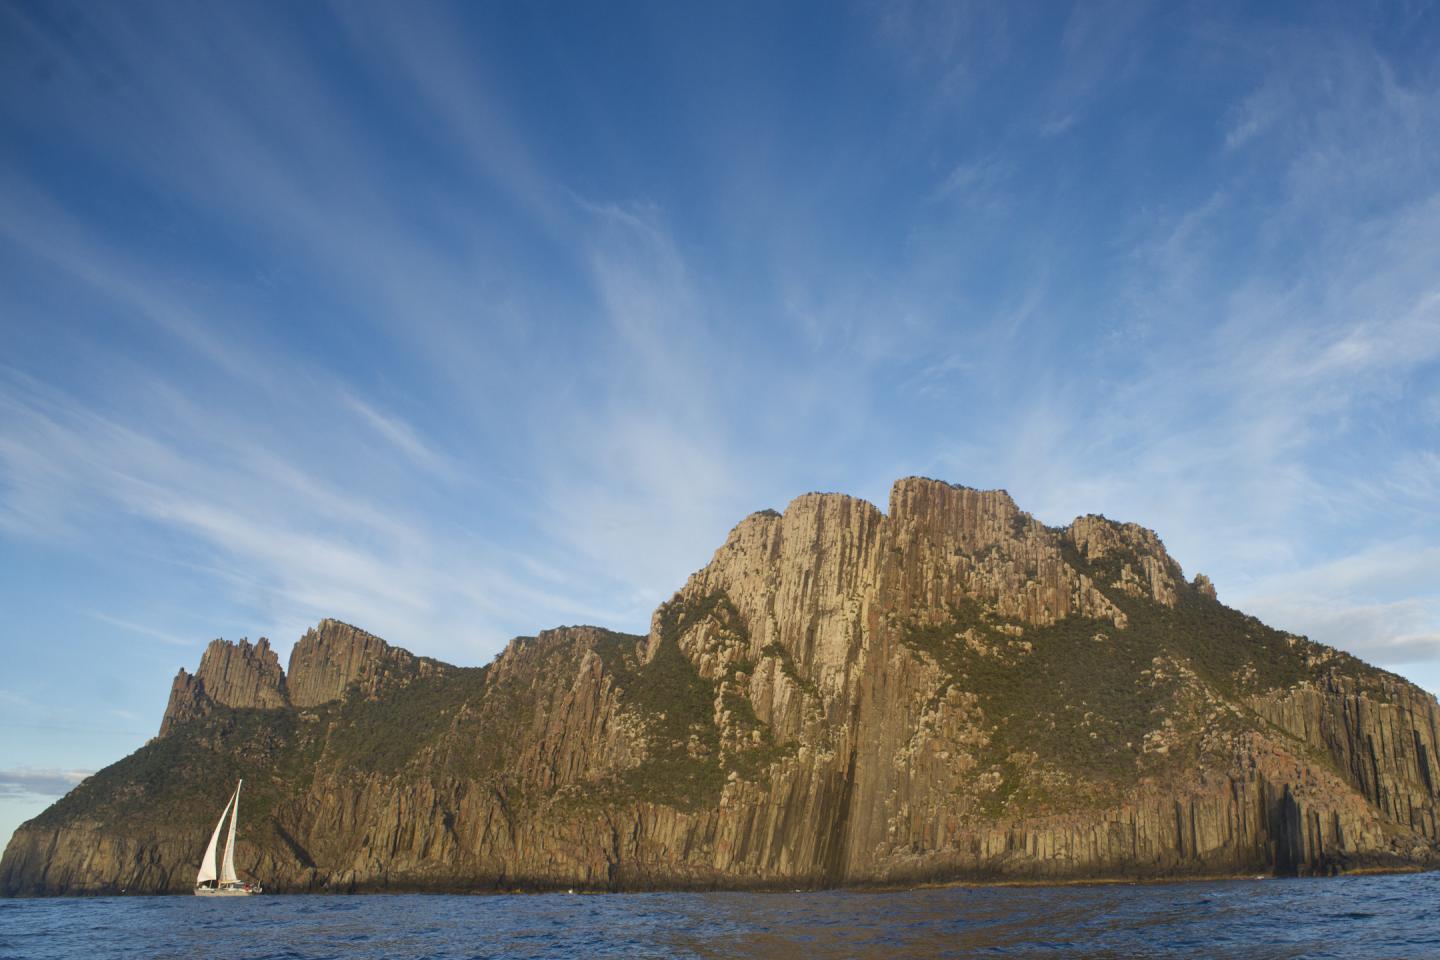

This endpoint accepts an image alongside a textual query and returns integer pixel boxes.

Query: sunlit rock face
[285,619,442,709]
[6,477,1440,895]
[157,637,286,736]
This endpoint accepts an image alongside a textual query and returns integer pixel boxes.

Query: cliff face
[6,477,1440,895]
[156,621,444,736]
[286,618,440,708]
[157,638,286,737]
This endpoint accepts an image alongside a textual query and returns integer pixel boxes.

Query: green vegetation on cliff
[322,667,489,775]
[32,706,318,853]
[8,478,1438,897]
[579,591,792,811]
[900,539,1397,817]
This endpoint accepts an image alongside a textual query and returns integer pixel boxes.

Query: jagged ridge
[4,477,1439,895]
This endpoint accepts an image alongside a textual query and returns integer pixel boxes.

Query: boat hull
[195,884,261,896]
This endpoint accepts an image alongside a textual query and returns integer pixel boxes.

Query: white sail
[196,785,236,886]
[220,779,241,885]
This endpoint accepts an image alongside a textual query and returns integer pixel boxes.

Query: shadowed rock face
[6,477,1440,896]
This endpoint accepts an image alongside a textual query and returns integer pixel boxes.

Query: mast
[220,779,241,885]
[196,784,236,887]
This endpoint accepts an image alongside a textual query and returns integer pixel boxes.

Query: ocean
[2,872,1437,959]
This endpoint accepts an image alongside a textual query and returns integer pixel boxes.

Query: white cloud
[524,201,752,617]
[0,364,623,664]
[1241,594,1440,668]
[342,394,458,483]
[327,1,566,239]
[927,156,1011,206]
[0,0,1435,706]
[88,614,195,649]
[0,768,91,800]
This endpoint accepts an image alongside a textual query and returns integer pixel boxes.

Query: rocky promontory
[4,477,1439,895]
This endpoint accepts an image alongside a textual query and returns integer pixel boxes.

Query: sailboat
[194,779,262,896]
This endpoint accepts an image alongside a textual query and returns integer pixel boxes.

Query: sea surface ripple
[2,872,1438,959]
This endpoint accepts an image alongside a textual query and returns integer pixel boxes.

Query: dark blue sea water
[3,873,1438,959]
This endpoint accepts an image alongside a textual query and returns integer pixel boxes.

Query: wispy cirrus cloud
[0,0,1436,736]
[87,613,194,649]
[342,394,459,484]
[0,361,631,663]
[900,8,1440,683]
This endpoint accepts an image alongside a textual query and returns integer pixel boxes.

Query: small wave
[0,875,1436,959]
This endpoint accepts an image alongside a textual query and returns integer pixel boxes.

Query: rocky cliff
[5,477,1439,895]
[285,619,441,708]
[157,637,287,737]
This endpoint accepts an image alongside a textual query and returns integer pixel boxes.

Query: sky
[1,0,1438,848]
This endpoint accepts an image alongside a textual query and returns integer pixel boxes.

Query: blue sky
[2,0,1438,846]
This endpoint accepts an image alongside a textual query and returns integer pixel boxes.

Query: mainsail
[220,780,241,884]
[196,782,239,886]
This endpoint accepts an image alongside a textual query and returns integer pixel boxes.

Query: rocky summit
[5,477,1440,896]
